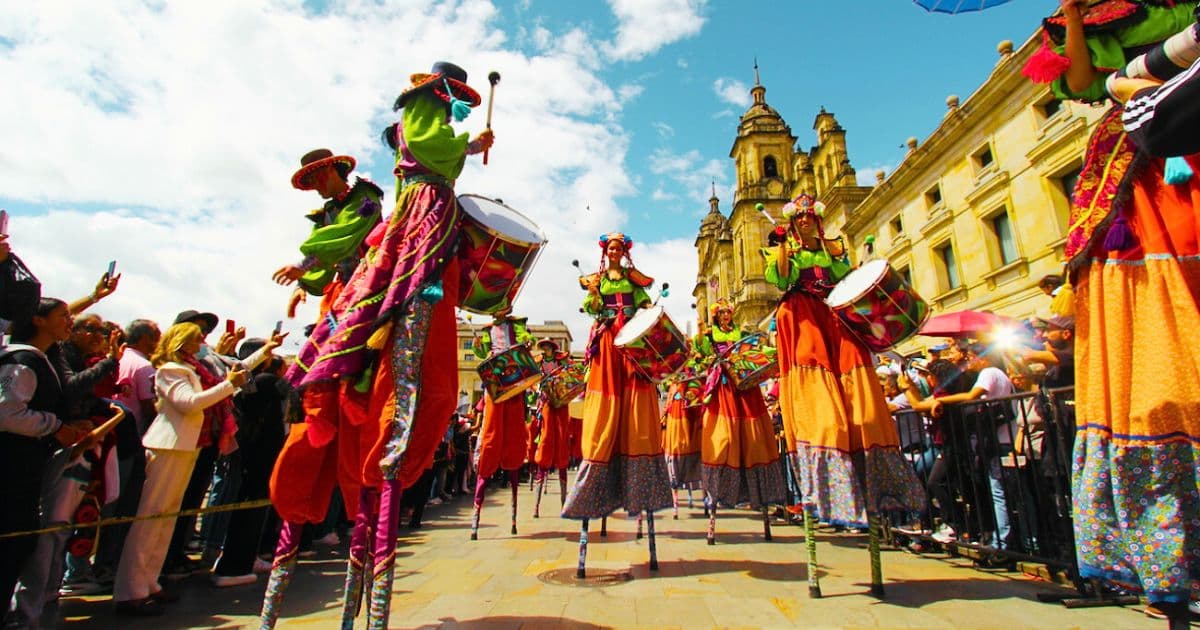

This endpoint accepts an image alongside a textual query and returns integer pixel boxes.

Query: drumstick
[483,71,500,165]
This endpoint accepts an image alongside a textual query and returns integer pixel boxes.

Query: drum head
[613,306,662,347]
[826,259,888,308]
[458,194,546,246]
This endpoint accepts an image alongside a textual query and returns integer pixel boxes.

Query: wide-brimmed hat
[291,149,356,190]
[1034,315,1075,331]
[173,309,218,333]
[393,61,482,111]
[237,337,267,361]
[536,338,560,350]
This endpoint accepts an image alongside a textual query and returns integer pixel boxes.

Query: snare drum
[544,361,588,408]
[478,345,542,402]
[722,332,779,391]
[678,374,705,408]
[457,195,547,315]
[825,259,929,353]
[613,306,688,383]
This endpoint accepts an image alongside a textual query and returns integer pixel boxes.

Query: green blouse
[473,317,534,359]
[298,181,383,295]
[402,92,470,180]
[582,274,651,317]
[761,237,851,292]
[693,326,741,357]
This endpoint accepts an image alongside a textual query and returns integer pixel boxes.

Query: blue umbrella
[912,0,1013,13]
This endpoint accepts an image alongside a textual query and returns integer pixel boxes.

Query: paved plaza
[57,483,1164,629]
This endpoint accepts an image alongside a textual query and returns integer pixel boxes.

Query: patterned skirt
[700,373,786,509]
[1069,118,1200,604]
[663,398,702,489]
[561,325,673,518]
[775,292,926,527]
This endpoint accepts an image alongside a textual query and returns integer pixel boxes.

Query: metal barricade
[890,387,1078,579]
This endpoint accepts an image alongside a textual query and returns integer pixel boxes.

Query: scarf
[182,355,238,455]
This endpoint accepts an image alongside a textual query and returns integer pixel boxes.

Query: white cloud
[677,58,689,69]
[712,108,736,119]
[713,77,750,108]
[0,1,693,351]
[617,83,644,104]
[603,0,707,61]
[647,147,729,212]
[855,163,896,186]
[651,188,677,201]
[651,121,674,138]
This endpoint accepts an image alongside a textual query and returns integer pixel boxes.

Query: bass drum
[478,345,542,402]
[613,306,688,383]
[825,259,929,353]
[457,195,546,314]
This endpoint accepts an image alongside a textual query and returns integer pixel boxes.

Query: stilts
[258,521,302,629]
[646,511,659,571]
[868,513,884,598]
[509,469,519,535]
[576,518,590,579]
[672,489,679,519]
[366,479,402,630]
[636,512,644,540]
[803,506,821,598]
[339,487,379,629]
[600,516,607,538]
[762,506,773,541]
[470,505,481,541]
[533,468,545,518]
[558,468,568,508]
[706,496,716,545]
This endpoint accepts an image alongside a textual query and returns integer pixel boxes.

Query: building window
[1057,167,1081,201]
[898,265,913,289]
[990,211,1019,265]
[936,242,960,290]
[1038,98,1062,121]
[463,353,475,362]
[763,155,778,179]
[463,339,473,350]
[972,144,994,171]
[924,184,943,209]
[1051,165,1082,233]
[890,214,904,237]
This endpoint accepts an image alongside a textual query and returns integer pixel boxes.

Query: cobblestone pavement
[57,481,1165,629]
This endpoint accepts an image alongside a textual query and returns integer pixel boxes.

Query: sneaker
[212,574,257,588]
[931,524,957,544]
[59,580,104,597]
[163,560,201,580]
[253,558,273,574]
[1189,600,1200,616]
[894,523,931,536]
[314,532,340,546]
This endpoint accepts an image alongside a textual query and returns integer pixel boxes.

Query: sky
[0,0,1053,352]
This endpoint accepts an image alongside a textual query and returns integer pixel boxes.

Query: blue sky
[0,1,1054,348]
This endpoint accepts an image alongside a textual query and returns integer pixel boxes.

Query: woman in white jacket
[113,322,279,615]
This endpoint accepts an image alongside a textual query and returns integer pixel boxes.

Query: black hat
[174,309,218,332]
[238,337,267,361]
[393,61,481,111]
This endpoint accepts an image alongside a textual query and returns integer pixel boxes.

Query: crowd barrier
[889,387,1081,583]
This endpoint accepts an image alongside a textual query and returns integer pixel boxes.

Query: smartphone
[105,260,117,280]
[225,319,236,335]
[273,320,283,335]
[0,209,8,235]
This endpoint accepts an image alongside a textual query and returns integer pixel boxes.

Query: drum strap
[399,173,452,190]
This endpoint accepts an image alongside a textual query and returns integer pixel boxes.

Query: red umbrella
[917,309,1020,338]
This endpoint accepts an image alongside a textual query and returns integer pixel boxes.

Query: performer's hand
[474,129,494,152]
[273,265,304,286]
[287,288,307,319]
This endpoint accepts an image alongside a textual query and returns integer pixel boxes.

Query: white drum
[825,259,929,353]
[457,194,547,314]
[613,306,689,383]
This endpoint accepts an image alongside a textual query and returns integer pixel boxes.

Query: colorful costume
[1024,0,1200,608]
[763,194,925,597]
[694,301,787,543]
[563,232,671,578]
[532,340,573,517]
[661,357,703,519]
[261,62,483,630]
[470,316,532,539]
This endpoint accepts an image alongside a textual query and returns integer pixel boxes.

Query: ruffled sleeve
[401,93,470,180]
[762,245,798,291]
[693,333,714,357]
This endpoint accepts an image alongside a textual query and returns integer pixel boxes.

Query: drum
[478,345,542,402]
[544,361,588,408]
[457,195,547,315]
[613,306,688,383]
[722,332,779,391]
[825,259,929,353]
[678,374,705,408]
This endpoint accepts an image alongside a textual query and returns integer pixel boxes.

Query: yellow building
[456,319,573,404]
[696,36,1105,355]
[694,66,872,330]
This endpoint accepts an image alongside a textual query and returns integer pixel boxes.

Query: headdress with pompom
[709,298,734,319]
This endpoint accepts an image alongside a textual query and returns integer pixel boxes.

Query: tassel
[1022,32,1072,84]
[1050,282,1075,318]
[445,80,472,122]
[1103,215,1136,251]
[367,321,393,350]
[1164,156,1194,185]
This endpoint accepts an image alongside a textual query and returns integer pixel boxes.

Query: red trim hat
[291,148,355,191]
[536,337,560,350]
[393,61,482,111]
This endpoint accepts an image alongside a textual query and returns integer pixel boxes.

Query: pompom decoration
[755,202,765,211]
[1103,215,1136,251]
[1022,32,1072,85]
[661,289,670,297]
[1164,156,1194,185]
[864,234,876,244]
[598,232,632,249]
[781,202,798,218]
[445,80,472,122]
[813,201,826,218]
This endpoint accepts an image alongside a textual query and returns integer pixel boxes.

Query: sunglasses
[76,324,107,334]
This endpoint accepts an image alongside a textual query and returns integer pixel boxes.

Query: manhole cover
[538,567,633,587]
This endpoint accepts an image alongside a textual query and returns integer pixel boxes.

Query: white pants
[113,448,198,602]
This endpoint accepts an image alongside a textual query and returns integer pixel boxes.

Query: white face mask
[196,344,210,360]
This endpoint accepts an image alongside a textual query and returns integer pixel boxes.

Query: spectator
[1024,316,1075,390]
[0,299,94,620]
[115,320,161,434]
[212,340,289,587]
[1037,275,1063,298]
[113,322,274,616]
[883,374,911,413]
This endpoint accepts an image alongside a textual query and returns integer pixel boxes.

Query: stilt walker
[532,338,577,518]
[694,299,787,544]
[662,362,703,519]
[763,195,924,597]
[470,309,533,539]
[562,232,672,577]
[262,61,492,629]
